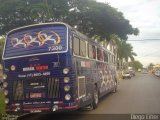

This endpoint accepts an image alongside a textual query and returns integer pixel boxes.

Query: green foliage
[0,0,139,40]
[147,63,154,71]
[129,61,143,71]
[0,0,33,35]
[0,0,138,62]
[0,37,5,63]
[0,92,5,114]
[67,0,138,40]
[148,63,154,67]
[117,40,137,62]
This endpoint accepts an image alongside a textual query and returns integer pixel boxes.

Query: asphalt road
[87,73,160,114]
[18,73,160,120]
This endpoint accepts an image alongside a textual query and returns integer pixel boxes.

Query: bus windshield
[3,24,68,59]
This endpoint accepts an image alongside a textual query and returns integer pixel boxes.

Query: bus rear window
[3,24,68,59]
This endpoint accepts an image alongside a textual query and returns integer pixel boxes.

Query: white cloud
[135,56,160,67]
[97,0,160,66]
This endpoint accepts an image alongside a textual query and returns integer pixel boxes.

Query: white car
[155,70,160,77]
[122,71,131,79]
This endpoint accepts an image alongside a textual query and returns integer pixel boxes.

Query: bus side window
[97,48,103,61]
[110,54,112,63]
[108,53,110,63]
[73,37,80,55]
[104,51,108,62]
[88,44,96,59]
[80,40,86,57]
[114,56,116,64]
[111,54,113,63]
[113,56,115,64]
[88,44,93,59]
[92,46,96,59]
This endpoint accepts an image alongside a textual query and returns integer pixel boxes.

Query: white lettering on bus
[23,67,35,71]
[48,45,63,51]
[18,74,26,78]
[18,72,51,78]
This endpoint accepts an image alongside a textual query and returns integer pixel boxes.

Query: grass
[0,91,5,114]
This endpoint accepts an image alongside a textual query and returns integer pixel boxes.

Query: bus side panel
[72,56,117,108]
[97,62,117,98]
[72,57,95,108]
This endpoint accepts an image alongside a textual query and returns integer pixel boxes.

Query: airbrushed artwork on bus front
[4,25,67,58]
[10,31,61,48]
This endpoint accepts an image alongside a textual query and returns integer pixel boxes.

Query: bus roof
[7,22,71,35]
[4,22,114,60]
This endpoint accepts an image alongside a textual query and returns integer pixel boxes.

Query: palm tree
[120,41,137,62]
[0,37,5,63]
[109,35,137,70]
[115,40,136,62]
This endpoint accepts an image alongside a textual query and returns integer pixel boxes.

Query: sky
[97,0,160,67]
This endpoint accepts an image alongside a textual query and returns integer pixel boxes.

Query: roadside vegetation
[0,91,5,114]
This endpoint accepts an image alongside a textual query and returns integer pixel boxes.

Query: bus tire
[91,85,99,109]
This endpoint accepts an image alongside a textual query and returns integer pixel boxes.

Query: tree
[129,61,143,71]
[116,40,137,62]
[148,63,154,71]
[0,37,5,63]
[0,0,139,64]
[0,0,72,35]
[67,0,139,40]
[0,0,139,41]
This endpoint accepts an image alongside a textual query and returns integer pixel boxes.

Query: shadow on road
[17,112,91,120]
[17,92,116,120]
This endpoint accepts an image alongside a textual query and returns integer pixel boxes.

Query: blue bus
[2,22,118,114]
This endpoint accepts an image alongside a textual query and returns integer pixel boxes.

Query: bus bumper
[5,102,80,114]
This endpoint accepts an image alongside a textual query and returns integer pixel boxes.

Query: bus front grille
[13,80,24,100]
[48,78,60,98]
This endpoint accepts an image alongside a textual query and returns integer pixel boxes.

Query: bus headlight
[15,107,20,112]
[3,74,7,80]
[3,82,8,88]
[5,98,9,104]
[64,77,70,83]
[65,94,71,101]
[63,68,69,74]
[4,90,8,96]
[64,85,70,92]
[52,105,58,112]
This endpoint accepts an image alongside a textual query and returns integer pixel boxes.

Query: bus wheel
[91,85,99,109]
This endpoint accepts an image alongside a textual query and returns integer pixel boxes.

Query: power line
[142,49,160,57]
[128,39,160,41]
